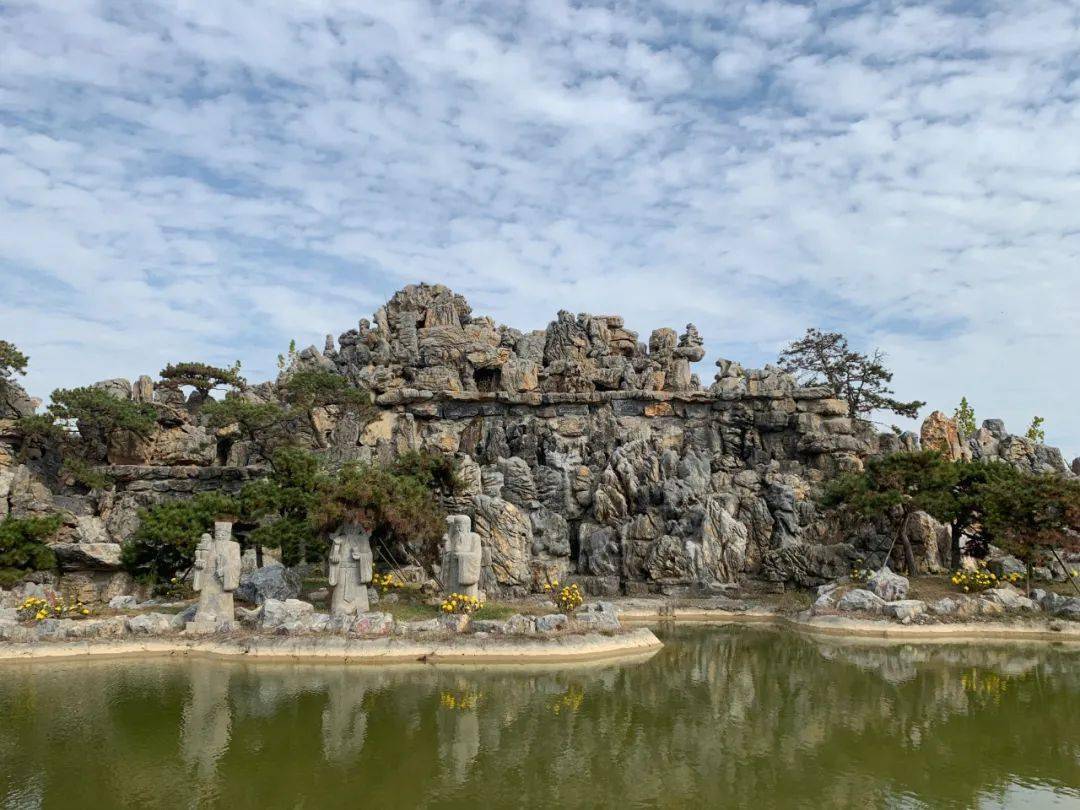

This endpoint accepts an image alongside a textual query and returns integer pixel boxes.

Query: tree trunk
[255,542,263,568]
[1026,560,1033,597]
[950,522,963,571]
[901,533,918,577]
[894,507,919,576]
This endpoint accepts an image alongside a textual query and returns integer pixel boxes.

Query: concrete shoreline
[619,606,1080,644]
[0,626,664,665]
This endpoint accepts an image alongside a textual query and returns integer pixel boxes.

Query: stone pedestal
[187,521,241,633]
[328,524,374,617]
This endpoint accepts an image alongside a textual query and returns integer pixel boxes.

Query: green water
[1,626,1079,809]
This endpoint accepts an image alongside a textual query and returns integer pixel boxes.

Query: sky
[1,0,1078,457]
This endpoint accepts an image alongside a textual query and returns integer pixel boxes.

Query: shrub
[440,593,483,615]
[316,462,446,564]
[543,580,583,613]
[159,361,245,399]
[60,456,112,491]
[49,386,158,438]
[121,492,239,584]
[954,397,976,438]
[0,339,28,384]
[391,450,464,497]
[372,571,403,593]
[0,514,62,586]
[17,595,91,622]
[239,447,323,566]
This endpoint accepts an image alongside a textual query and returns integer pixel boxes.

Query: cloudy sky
[2,0,1078,456]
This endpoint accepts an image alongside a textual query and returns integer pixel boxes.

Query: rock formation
[2,283,1076,598]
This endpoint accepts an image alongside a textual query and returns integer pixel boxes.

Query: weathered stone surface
[108,595,138,610]
[836,589,886,613]
[126,612,174,635]
[10,283,1075,600]
[920,411,970,462]
[471,495,532,590]
[235,563,302,605]
[573,601,621,631]
[534,613,569,633]
[866,567,909,602]
[883,600,926,620]
[984,587,1040,613]
[52,543,123,571]
[259,598,315,629]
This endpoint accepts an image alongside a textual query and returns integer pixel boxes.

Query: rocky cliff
[2,283,1075,599]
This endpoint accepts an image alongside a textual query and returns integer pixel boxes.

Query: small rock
[985,588,1040,613]
[504,614,537,635]
[349,612,393,636]
[126,613,174,635]
[108,595,138,610]
[259,598,314,629]
[397,618,441,634]
[171,605,197,629]
[929,597,959,616]
[439,614,470,633]
[883,600,926,621]
[866,567,909,602]
[0,607,18,625]
[535,614,568,633]
[836,589,886,614]
[470,619,508,634]
[574,602,621,631]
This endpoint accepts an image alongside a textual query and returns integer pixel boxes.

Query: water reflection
[1,627,1078,809]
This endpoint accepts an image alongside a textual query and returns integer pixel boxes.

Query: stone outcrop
[2,283,1076,599]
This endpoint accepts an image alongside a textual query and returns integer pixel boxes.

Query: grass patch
[472,603,518,620]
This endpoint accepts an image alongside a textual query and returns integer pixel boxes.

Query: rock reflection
[0,627,1078,808]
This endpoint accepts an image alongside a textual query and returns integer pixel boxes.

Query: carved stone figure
[440,515,483,598]
[328,525,374,617]
[188,521,242,632]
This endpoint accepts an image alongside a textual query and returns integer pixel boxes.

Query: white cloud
[2,0,1079,457]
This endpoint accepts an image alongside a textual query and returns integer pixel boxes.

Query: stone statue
[328,525,374,617]
[188,521,242,632]
[439,515,483,599]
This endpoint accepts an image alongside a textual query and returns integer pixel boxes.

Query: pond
[1,626,1079,809]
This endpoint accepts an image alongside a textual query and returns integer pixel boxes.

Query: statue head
[213,521,234,543]
[444,515,471,549]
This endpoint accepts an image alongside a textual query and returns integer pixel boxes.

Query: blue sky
[2,0,1078,456]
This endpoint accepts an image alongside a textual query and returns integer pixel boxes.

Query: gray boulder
[883,600,926,621]
[929,597,959,616]
[535,613,569,633]
[836,589,886,614]
[504,614,537,635]
[574,601,621,631]
[126,613,174,635]
[397,618,441,634]
[470,619,508,634]
[171,605,197,629]
[349,612,394,636]
[259,598,314,630]
[235,564,302,605]
[108,595,138,610]
[866,567,909,602]
[985,587,1040,613]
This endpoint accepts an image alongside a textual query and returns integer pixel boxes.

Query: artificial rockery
[2,283,1077,603]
